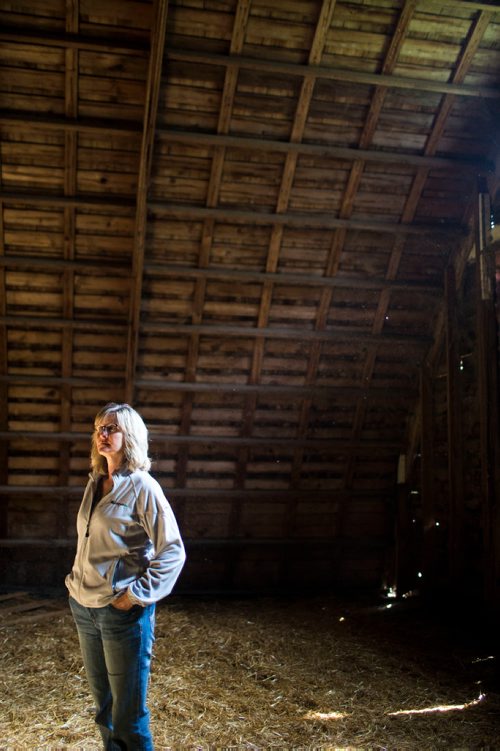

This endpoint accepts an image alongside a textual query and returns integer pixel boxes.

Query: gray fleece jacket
[66,468,185,607]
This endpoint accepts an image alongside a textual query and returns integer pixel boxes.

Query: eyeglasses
[95,423,121,437]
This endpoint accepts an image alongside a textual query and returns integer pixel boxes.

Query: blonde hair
[91,402,151,474]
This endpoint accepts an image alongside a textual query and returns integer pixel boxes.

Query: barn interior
[1,0,500,747]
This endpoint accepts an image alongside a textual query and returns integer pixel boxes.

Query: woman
[66,402,186,750]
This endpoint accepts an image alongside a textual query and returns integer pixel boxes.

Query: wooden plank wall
[396,202,500,609]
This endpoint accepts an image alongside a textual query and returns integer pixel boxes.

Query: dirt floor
[1,592,500,750]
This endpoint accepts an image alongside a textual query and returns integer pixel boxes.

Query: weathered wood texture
[0,0,499,596]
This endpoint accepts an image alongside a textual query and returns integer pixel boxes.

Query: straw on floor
[1,594,499,750]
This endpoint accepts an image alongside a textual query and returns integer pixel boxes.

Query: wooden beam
[157,129,492,173]
[475,186,500,605]
[420,361,437,593]
[0,315,127,332]
[140,320,432,344]
[0,315,431,344]
[0,255,132,275]
[3,112,489,171]
[0,374,416,400]
[0,191,466,235]
[0,27,148,54]
[0,430,401,451]
[0,200,7,537]
[236,0,339,519]
[125,0,170,404]
[58,0,79,539]
[126,259,441,292]
[0,536,390,548]
[148,202,467,236]
[418,0,499,12]
[167,49,500,99]
[382,9,492,330]
[0,191,135,211]
[178,0,252,507]
[0,487,386,499]
[0,374,124,387]
[317,1,415,499]
[445,263,465,591]
[0,110,143,137]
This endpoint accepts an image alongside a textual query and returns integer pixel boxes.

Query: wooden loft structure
[0,0,499,602]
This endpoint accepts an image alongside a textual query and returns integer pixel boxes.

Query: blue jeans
[69,596,156,750]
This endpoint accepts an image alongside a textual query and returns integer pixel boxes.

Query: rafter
[322,0,418,496]
[175,0,252,497]
[387,8,494,486]
[123,0,170,404]
[0,200,7,538]
[234,0,339,515]
[58,0,79,539]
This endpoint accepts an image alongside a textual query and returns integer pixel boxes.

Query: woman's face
[94,414,125,465]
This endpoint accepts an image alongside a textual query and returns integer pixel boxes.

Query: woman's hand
[111,591,136,611]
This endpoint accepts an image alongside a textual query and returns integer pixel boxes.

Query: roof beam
[418,0,499,11]
[0,110,142,137]
[0,374,417,399]
[125,0,170,404]
[148,201,467,236]
[0,191,135,211]
[156,129,492,173]
[0,316,431,344]
[139,321,431,345]
[0,191,463,234]
[0,431,401,451]
[167,49,500,99]
[0,255,442,292]
[0,27,148,54]
[0,112,490,172]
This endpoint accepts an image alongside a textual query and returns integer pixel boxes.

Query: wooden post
[393,478,414,597]
[475,184,500,606]
[445,263,465,593]
[0,200,7,538]
[420,361,436,594]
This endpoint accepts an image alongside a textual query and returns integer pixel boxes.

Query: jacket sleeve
[128,476,186,605]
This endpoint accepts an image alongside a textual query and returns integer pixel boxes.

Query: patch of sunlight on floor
[388,693,486,716]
